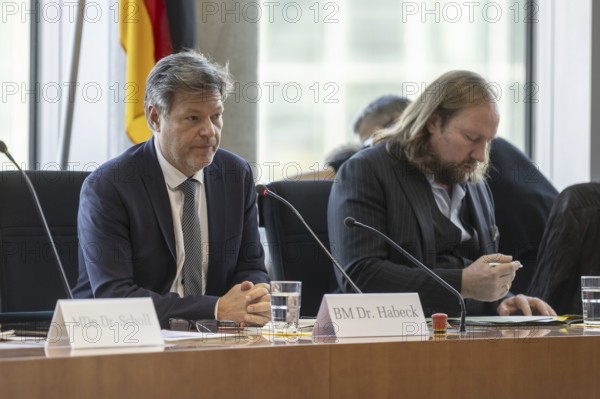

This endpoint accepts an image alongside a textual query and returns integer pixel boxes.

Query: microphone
[257,184,362,294]
[0,140,73,299]
[344,217,466,333]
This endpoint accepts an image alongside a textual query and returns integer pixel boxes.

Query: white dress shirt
[153,139,210,296]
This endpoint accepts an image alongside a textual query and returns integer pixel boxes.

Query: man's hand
[461,253,521,301]
[217,281,271,326]
[497,294,557,316]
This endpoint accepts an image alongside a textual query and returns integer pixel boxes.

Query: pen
[489,261,523,268]
[262,331,313,338]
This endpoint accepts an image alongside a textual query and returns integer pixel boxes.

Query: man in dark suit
[487,137,558,294]
[328,70,555,317]
[73,51,270,328]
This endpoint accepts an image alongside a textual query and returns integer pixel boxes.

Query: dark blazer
[487,137,558,294]
[327,143,499,316]
[73,138,269,327]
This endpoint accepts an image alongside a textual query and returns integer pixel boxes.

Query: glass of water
[581,276,600,325]
[270,281,302,330]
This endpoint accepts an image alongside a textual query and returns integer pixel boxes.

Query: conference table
[1,323,599,398]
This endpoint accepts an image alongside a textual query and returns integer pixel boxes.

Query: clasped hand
[217,281,271,326]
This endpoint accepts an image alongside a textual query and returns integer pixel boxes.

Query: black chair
[259,180,338,317]
[527,182,600,314]
[0,170,89,313]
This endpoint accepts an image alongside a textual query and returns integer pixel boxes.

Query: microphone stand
[0,141,73,299]
[258,185,362,294]
[345,217,466,332]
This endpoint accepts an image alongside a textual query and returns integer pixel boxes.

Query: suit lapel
[203,154,224,292]
[389,152,437,267]
[140,137,177,261]
[465,183,496,255]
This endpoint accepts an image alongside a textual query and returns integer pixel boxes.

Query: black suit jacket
[73,138,268,326]
[487,137,558,294]
[327,143,499,316]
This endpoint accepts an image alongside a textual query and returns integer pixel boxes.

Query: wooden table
[1,325,599,398]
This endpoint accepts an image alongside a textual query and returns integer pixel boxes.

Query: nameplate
[45,298,163,351]
[313,293,427,338]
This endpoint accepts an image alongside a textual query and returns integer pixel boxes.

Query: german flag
[120,0,196,144]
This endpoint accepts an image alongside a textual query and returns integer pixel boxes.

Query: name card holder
[313,293,428,338]
[45,298,163,353]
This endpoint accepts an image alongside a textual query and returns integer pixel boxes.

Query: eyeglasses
[169,318,240,334]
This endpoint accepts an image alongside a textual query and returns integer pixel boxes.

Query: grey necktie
[179,179,203,295]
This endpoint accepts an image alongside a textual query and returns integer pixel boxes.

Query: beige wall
[197,1,259,163]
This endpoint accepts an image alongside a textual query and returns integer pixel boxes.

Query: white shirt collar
[153,137,204,189]
[425,174,467,195]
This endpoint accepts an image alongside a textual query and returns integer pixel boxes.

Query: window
[258,0,529,182]
[1,0,31,166]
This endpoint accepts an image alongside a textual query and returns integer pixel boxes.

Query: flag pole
[57,0,86,170]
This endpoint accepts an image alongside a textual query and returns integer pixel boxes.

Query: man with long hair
[328,70,555,317]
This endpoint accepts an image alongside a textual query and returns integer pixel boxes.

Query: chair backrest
[259,180,338,317]
[527,182,600,314]
[0,170,89,312]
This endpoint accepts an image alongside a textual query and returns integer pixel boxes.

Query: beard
[428,156,479,186]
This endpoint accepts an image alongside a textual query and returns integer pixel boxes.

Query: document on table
[0,330,15,340]
[447,315,579,327]
[161,330,231,342]
[162,319,317,343]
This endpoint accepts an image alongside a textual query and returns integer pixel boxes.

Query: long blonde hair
[374,70,497,182]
